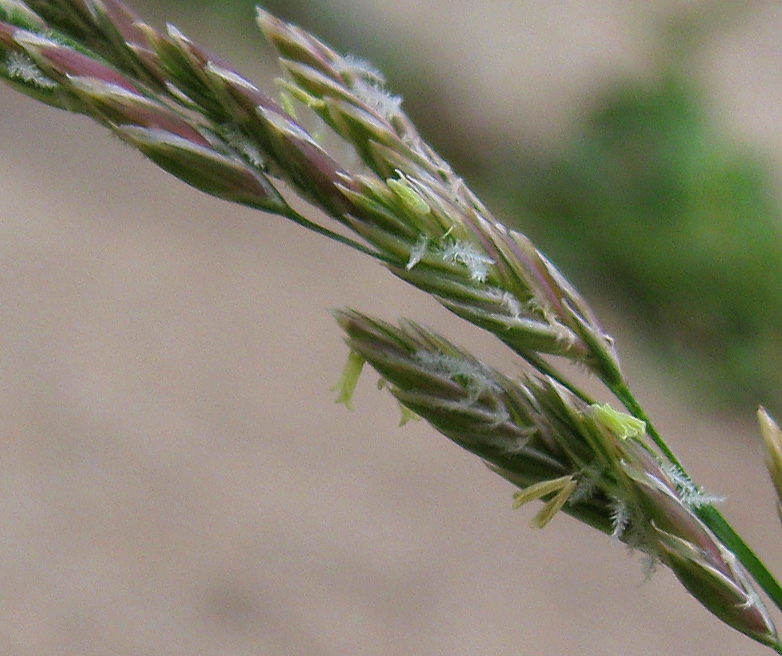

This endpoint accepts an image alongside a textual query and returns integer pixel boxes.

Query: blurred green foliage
[513,72,782,413]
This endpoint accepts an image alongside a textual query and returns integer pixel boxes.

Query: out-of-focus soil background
[2,1,782,655]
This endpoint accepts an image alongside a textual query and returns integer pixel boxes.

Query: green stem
[281,206,397,264]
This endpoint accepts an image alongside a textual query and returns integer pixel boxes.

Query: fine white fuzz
[334,54,402,122]
[3,51,56,88]
[662,463,725,508]
[355,82,403,121]
[440,241,494,282]
[336,54,387,85]
[220,125,266,169]
[413,350,500,400]
[609,497,631,540]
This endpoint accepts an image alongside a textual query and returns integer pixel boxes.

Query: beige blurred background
[1,1,782,655]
